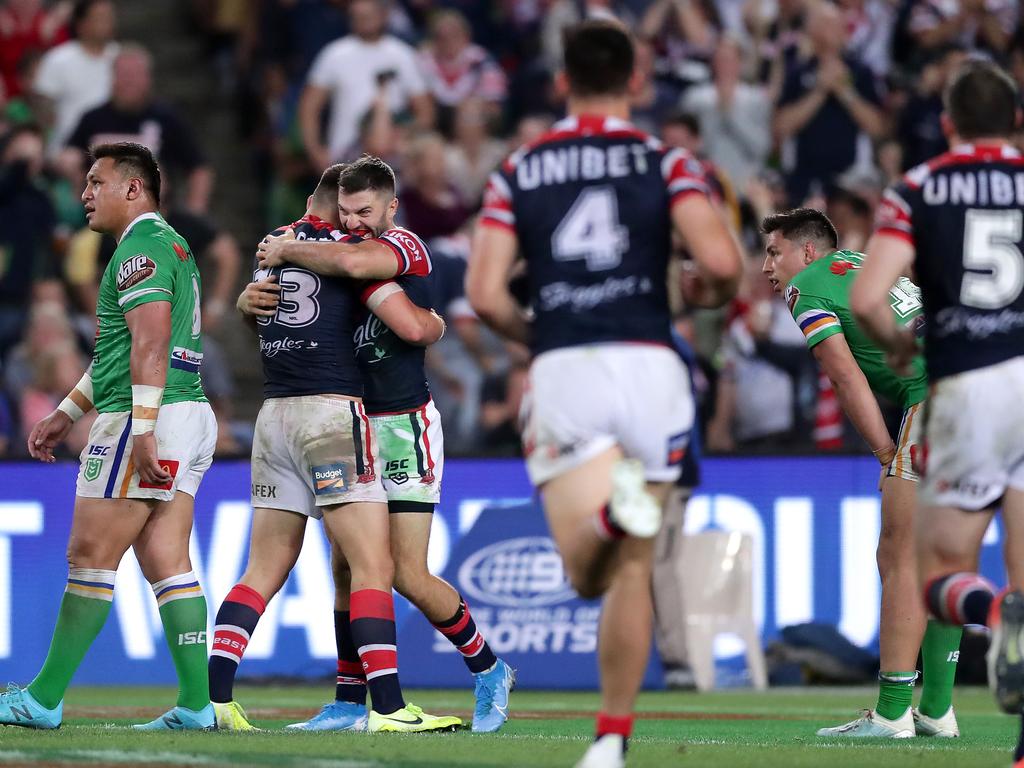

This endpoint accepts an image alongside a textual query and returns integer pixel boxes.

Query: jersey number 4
[551,186,629,271]
[961,209,1024,310]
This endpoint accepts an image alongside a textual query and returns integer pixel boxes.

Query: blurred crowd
[0,0,1021,459]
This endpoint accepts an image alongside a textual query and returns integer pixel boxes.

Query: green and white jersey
[784,249,927,410]
[92,212,206,413]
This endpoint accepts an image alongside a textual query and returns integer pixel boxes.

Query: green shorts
[371,400,443,508]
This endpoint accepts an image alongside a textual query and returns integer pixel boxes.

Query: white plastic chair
[677,530,767,691]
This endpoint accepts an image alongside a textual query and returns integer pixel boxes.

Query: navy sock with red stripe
[925,572,996,626]
[334,610,367,705]
[594,505,626,540]
[351,589,404,715]
[209,583,266,703]
[432,597,498,674]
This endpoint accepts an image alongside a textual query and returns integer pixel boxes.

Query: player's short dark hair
[90,142,161,205]
[761,208,839,251]
[338,155,396,198]
[313,163,346,203]
[71,0,110,36]
[562,20,634,98]
[945,59,1019,140]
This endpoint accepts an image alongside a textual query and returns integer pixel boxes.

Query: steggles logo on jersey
[116,254,157,291]
[260,337,308,358]
[311,463,348,495]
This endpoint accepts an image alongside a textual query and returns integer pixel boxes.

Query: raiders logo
[116,254,157,291]
[785,284,800,313]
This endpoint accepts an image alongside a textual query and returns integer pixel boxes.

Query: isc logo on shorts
[312,463,347,495]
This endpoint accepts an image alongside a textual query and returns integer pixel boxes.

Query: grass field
[0,685,1019,767]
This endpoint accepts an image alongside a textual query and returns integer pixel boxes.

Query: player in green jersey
[762,208,963,739]
[0,143,217,731]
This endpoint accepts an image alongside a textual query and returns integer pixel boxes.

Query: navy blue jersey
[354,273,434,414]
[480,114,711,356]
[256,215,364,399]
[875,143,1024,380]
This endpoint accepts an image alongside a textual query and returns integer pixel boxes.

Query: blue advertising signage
[0,458,1008,688]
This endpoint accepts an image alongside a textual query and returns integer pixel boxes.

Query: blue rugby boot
[472,659,515,733]
[0,684,62,729]
[133,703,216,730]
[286,700,369,731]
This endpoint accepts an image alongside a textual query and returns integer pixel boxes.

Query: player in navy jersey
[467,21,742,768]
[851,60,1024,767]
[207,164,460,734]
[239,157,514,734]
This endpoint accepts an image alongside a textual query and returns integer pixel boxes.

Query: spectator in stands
[745,0,805,101]
[0,0,69,100]
[32,0,117,154]
[542,0,635,71]
[908,0,1016,55]
[774,1,884,205]
[640,0,721,90]
[3,296,92,456]
[897,44,965,169]
[298,0,433,169]
[2,49,46,128]
[399,131,471,241]
[681,36,771,189]
[64,45,214,213]
[631,38,686,134]
[706,255,808,451]
[419,9,507,135]
[445,97,508,207]
[838,0,896,77]
[0,123,56,356]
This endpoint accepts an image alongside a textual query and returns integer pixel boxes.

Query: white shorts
[251,395,386,518]
[76,400,217,501]
[886,402,923,483]
[371,399,443,508]
[521,344,694,486]
[920,356,1024,510]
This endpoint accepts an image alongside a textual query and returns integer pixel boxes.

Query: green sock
[918,620,963,718]
[875,670,917,720]
[153,572,211,712]
[28,568,116,710]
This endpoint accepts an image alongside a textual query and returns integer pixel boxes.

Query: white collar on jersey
[951,142,1022,159]
[118,211,162,244]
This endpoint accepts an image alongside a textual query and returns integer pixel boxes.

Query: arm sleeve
[661,147,711,206]
[785,282,843,349]
[479,169,516,231]
[377,228,433,276]
[113,242,176,313]
[873,182,916,247]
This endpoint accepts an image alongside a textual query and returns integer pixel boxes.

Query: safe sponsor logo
[312,463,347,495]
[458,537,575,608]
[116,254,156,291]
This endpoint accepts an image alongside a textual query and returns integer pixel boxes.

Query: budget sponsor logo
[312,463,347,495]
[458,537,575,608]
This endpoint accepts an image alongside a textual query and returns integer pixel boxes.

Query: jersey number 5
[961,209,1024,310]
[551,186,629,271]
